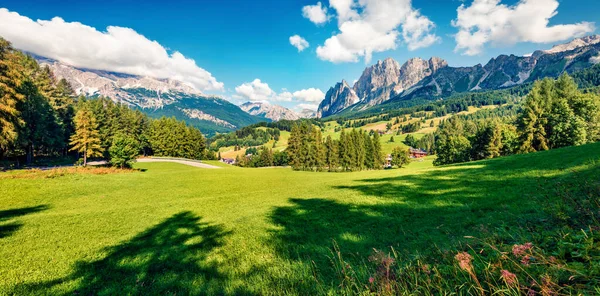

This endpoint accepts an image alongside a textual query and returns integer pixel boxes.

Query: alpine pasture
[1,143,599,295]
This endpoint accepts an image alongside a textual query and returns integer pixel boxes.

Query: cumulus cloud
[452,0,596,56]
[292,88,325,102]
[289,35,310,52]
[302,2,329,25]
[296,103,320,111]
[316,0,440,63]
[235,79,292,102]
[235,79,325,105]
[0,8,223,91]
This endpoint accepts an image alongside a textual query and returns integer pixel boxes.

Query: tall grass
[324,178,600,295]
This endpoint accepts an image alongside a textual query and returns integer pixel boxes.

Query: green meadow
[1,143,599,295]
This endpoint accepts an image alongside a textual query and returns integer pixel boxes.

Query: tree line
[286,122,391,172]
[0,38,209,168]
[434,74,600,166]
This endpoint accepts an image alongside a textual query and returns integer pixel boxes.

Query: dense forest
[434,74,600,165]
[0,38,210,168]
[285,122,398,172]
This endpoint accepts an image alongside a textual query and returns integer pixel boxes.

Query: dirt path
[136,158,221,169]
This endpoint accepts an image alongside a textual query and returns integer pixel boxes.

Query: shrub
[109,134,139,169]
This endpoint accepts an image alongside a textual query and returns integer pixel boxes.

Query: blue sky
[1,0,599,110]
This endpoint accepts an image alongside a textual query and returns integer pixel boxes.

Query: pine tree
[70,106,103,166]
[313,127,326,171]
[518,79,552,153]
[324,135,339,172]
[363,132,374,169]
[0,38,24,152]
[372,132,384,169]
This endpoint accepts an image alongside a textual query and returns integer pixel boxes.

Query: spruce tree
[70,106,103,166]
[0,38,24,152]
[372,132,384,169]
[324,135,339,172]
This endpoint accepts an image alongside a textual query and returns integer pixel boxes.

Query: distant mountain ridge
[37,57,264,135]
[239,101,301,121]
[318,35,600,118]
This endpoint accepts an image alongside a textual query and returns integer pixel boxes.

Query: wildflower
[369,277,374,284]
[455,252,473,272]
[512,243,533,256]
[521,256,531,266]
[500,270,518,286]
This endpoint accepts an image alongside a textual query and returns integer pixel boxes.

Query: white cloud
[235,79,291,102]
[235,79,324,106]
[302,2,329,25]
[316,0,440,63]
[0,8,223,91]
[289,35,310,52]
[234,79,294,102]
[296,103,319,111]
[452,0,596,56]
[292,88,325,102]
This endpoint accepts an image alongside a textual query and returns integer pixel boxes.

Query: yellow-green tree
[0,38,24,151]
[70,106,103,166]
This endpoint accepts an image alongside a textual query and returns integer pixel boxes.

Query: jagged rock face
[317,80,360,118]
[353,57,447,106]
[353,58,401,105]
[533,35,600,58]
[239,102,300,121]
[318,35,600,118]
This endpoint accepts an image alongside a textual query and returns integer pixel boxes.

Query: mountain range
[318,35,600,118]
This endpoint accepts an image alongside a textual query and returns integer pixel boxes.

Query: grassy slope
[1,143,599,294]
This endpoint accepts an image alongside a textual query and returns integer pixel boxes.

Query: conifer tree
[518,78,553,153]
[0,38,24,152]
[70,106,103,166]
[372,132,384,169]
[324,135,338,172]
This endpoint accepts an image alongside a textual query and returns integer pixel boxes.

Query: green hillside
[1,142,598,294]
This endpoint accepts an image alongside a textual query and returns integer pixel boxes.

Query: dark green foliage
[518,74,600,153]
[210,126,280,150]
[288,123,382,172]
[390,146,409,168]
[435,73,600,166]
[109,134,139,169]
[149,117,206,160]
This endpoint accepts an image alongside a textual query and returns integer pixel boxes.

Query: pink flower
[512,243,533,257]
[521,256,531,266]
[369,277,374,284]
[455,252,473,272]
[501,270,518,286]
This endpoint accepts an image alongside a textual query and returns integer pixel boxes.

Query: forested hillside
[0,38,211,168]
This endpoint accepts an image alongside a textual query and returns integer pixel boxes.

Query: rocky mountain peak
[533,35,600,58]
[317,80,360,118]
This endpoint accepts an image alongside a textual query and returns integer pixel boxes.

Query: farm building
[409,148,428,158]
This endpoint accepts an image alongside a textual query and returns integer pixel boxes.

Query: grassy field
[1,143,599,294]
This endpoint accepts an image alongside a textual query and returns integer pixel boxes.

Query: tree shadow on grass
[13,211,251,295]
[268,144,600,289]
[0,205,49,239]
